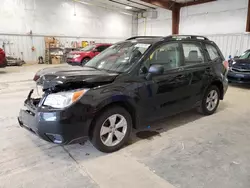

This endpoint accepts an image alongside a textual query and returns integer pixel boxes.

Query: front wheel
[81,58,90,66]
[198,85,220,115]
[90,106,132,153]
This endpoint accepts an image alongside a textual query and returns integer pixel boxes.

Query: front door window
[142,42,181,72]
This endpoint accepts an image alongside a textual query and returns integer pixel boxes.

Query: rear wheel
[198,85,220,115]
[81,58,90,66]
[90,106,132,153]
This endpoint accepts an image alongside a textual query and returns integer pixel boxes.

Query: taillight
[33,74,40,81]
[223,60,229,69]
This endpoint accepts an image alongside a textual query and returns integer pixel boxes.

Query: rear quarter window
[205,44,221,61]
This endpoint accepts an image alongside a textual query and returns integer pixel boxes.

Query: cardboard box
[44,37,55,43]
[51,56,61,64]
[45,37,61,49]
[45,42,50,49]
[50,44,56,48]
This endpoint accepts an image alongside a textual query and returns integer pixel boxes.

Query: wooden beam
[172,5,180,34]
[180,0,216,7]
[246,0,250,32]
[140,0,179,11]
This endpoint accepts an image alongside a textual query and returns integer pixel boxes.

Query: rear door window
[205,44,220,61]
[182,43,205,66]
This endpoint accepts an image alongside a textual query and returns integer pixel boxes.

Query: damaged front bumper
[18,90,90,145]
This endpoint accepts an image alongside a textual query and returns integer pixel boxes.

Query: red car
[67,43,111,66]
[0,48,7,68]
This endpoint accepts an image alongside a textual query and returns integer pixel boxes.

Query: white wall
[180,0,248,35]
[0,0,134,61]
[179,0,250,58]
[207,33,250,59]
[137,0,248,36]
[0,0,133,38]
[136,0,250,58]
[138,8,172,36]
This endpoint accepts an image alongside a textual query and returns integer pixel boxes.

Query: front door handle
[178,67,184,71]
[205,67,212,73]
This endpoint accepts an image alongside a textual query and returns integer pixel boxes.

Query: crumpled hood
[36,66,118,91]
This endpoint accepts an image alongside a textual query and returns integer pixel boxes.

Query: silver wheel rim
[100,114,127,147]
[206,90,218,111]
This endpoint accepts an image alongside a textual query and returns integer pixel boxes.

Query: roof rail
[164,35,209,40]
[126,36,164,40]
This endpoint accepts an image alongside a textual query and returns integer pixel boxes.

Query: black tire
[198,85,220,115]
[81,57,90,66]
[90,106,132,153]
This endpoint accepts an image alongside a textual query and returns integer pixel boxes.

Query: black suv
[18,35,228,153]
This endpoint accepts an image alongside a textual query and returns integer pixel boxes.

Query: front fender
[96,94,137,112]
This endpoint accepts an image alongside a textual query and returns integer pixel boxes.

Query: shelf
[49,47,63,49]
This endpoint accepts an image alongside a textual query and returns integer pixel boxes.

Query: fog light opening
[46,133,64,144]
[42,113,57,121]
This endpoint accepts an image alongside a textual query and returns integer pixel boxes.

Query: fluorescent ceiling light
[120,11,133,15]
[125,6,132,10]
[76,0,91,5]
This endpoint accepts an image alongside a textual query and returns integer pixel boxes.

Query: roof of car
[94,43,112,46]
[126,35,210,43]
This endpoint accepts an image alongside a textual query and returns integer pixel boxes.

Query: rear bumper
[7,60,24,66]
[18,91,91,145]
[227,70,250,84]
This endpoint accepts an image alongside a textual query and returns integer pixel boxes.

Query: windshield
[239,51,250,59]
[80,45,95,51]
[85,42,151,73]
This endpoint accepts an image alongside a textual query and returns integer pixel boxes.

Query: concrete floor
[0,64,250,188]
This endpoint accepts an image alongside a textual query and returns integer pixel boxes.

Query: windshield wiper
[100,69,122,74]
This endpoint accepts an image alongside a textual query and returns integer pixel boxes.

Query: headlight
[67,54,73,58]
[43,89,88,108]
[73,54,81,58]
[232,61,237,65]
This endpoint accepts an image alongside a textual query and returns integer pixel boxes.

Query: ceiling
[74,0,158,13]
[74,0,215,13]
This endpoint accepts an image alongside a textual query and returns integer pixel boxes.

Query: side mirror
[148,64,164,75]
[234,56,239,59]
[92,49,98,52]
[146,65,164,79]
